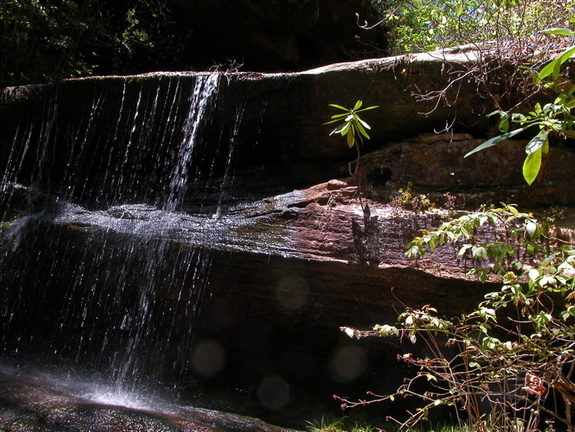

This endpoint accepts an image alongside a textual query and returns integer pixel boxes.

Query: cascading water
[0,73,238,410]
[166,73,220,212]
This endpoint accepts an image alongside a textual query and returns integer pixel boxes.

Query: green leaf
[347,129,355,148]
[355,117,372,139]
[538,46,575,81]
[523,147,543,185]
[455,2,464,16]
[458,244,472,256]
[464,128,526,157]
[525,130,549,155]
[355,120,371,140]
[540,28,575,37]
[353,100,363,111]
[329,113,349,120]
[510,113,527,123]
[356,105,379,113]
[525,221,538,238]
[334,122,351,135]
[328,104,349,111]
[357,117,371,130]
[472,245,488,259]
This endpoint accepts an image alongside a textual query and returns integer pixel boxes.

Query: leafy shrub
[0,0,179,86]
[368,0,575,54]
[391,182,435,213]
[465,28,575,185]
[339,204,575,431]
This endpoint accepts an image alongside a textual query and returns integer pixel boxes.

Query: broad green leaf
[525,131,549,155]
[464,127,526,157]
[334,122,350,135]
[353,100,363,111]
[538,59,558,81]
[553,47,575,81]
[347,130,355,148]
[526,221,538,238]
[538,46,575,81]
[355,120,371,140]
[523,146,543,185]
[540,28,575,37]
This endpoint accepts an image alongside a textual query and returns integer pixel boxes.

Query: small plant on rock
[391,182,436,213]
[324,100,379,175]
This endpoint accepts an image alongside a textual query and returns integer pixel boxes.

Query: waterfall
[0,73,229,397]
[166,73,220,212]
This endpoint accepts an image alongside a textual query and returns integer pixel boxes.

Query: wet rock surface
[0,367,296,432]
[0,51,497,205]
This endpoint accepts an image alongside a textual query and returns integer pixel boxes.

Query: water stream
[0,73,273,429]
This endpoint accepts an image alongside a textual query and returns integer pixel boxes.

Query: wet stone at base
[0,367,296,432]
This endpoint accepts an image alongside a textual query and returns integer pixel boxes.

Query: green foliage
[325,101,379,149]
[405,203,545,280]
[465,28,575,185]
[340,204,575,431]
[324,101,378,174]
[307,416,374,432]
[0,0,179,86]
[0,0,92,85]
[391,182,435,213]
[369,0,575,54]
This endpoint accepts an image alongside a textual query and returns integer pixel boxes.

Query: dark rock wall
[170,0,388,71]
[0,52,496,209]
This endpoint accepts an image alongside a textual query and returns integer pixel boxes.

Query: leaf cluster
[324,101,379,149]
[369,0,575,55]
[465,28,575,185]
[0,0,180,86]
[391,182,436,213]
[405,203,545,280]
[324,101,378,174]
[340,204,575,431]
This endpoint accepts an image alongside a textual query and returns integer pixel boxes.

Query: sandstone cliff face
[1,51,574,427]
